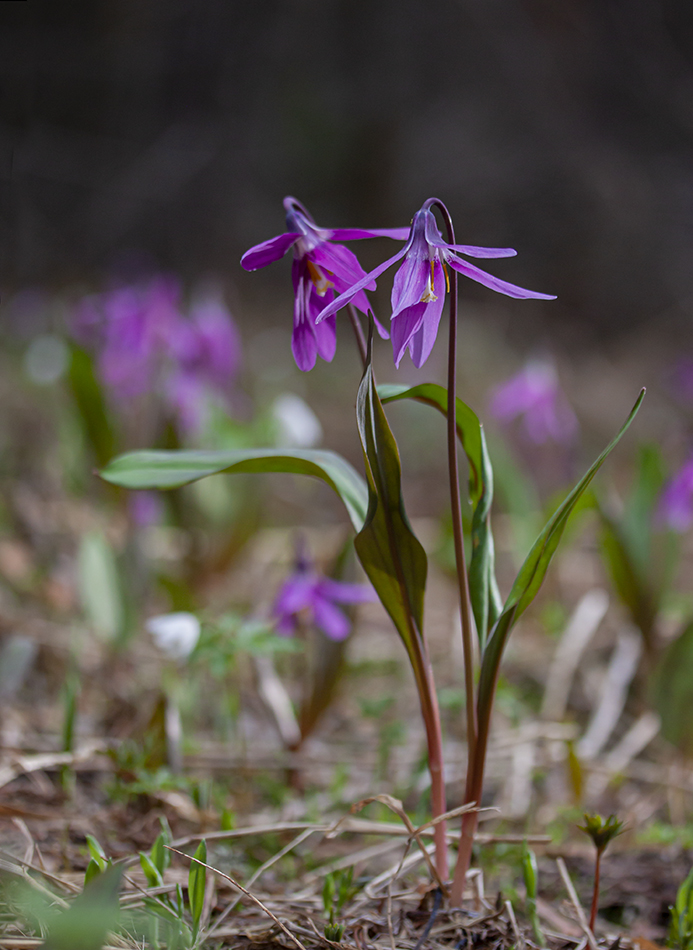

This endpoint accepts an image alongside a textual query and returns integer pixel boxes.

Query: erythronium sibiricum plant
[100,196,644,903]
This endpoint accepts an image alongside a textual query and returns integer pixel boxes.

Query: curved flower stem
[428,201,478,772]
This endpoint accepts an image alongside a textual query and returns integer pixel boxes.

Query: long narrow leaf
[188,839,207,936]
[100,448,368,532]
[477,389,645,720]
[355,356,427,671]
[378,382,501,641]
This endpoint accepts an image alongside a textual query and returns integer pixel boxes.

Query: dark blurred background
[2,0,693,343]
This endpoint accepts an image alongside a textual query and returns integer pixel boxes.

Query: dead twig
[167,845,309,950]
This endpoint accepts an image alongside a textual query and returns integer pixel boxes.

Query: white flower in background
[271,392,322,447]
[146,612,200,661]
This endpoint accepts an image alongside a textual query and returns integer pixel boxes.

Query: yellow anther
[306,259,334,296]
[420,259,439,303]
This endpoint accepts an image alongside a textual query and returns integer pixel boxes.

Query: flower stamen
[420,259,439,303]
[306,259,334,296]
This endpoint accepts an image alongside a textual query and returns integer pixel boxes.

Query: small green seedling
[322,868,356,941]
[578,813,625,930]
[668,867,693,950]
[521,843,545,946]
[84,835,110,886]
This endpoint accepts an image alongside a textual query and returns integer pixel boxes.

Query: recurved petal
[330,227,411,242]
[318,578,375,603]
[241,232,300,270]
[447,244,517,259]
[315,246,408,324]
[447,255,556,300]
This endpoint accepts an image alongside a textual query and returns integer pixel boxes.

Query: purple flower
[658,456,693,532]
[73,277,182,400]
[273,555,374,642]
[129,490,164,527]
[317,200,555,368]
[489,360,578,445]
[164,291,242,431]
[72,278,241,433]
[241,197,409,372]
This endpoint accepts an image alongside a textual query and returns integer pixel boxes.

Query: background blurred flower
[146,611,201,660]
[72,277,241,433]
[658,455,693,532]
[273,553,374,642]
[489,360,578,445]
[271,393,323,447]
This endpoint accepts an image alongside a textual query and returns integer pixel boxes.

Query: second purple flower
[317,200,556,368]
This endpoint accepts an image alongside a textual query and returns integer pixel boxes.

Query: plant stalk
[589,850,602,931]
[426,200,478,897]
[347,304,368,369]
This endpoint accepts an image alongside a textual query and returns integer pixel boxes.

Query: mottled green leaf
[100,448,368,532]
[355,362,427,672]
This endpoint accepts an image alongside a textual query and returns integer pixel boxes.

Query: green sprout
[669,867,693,950]
[578,813,625,930]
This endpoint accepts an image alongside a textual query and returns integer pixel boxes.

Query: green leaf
[188,839,207,935]
[597,443,675,651]
[67,345,116,469]
[140,850,164,889]
[378,382,501,642]
[77,530,124,642]
[355,357,427,673]
[83,859,102,887]
[100,448,368,532]
[477,389,645,728]
[151,830,170,877]
[85,835,107,868]
[42,863,122,950]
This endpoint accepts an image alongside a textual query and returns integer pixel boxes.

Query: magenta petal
[350,288,375,315]
[292,318,318,372]
[407,267,446,367]
[312,596,351,641]
[315,247,408,324]
[447,244,517,259]
[312,309,337,362]
[241,232,300,270]
[391,257,430,318]
[312,242,374,292]
[330,227,411,242]
[318,578,375,603]
[391,303,427,367]
[447,255,556,300]
[275,575,316,614]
